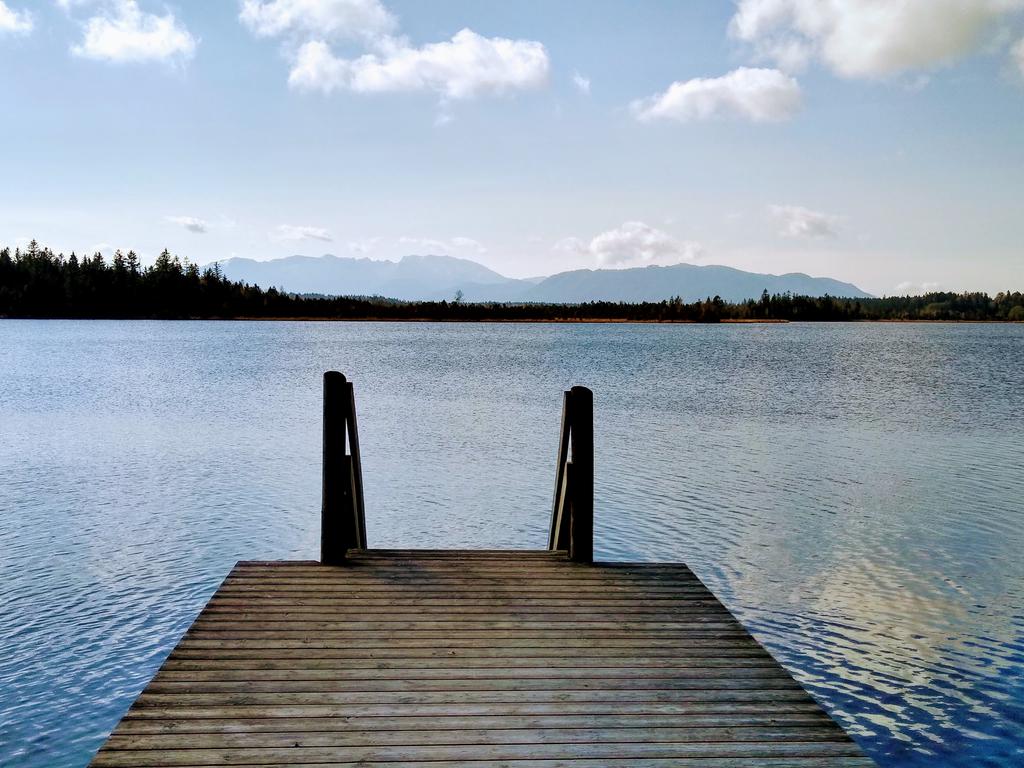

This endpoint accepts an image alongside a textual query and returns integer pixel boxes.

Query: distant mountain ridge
[214,253,872,303]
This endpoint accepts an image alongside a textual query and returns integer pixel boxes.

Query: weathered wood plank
[119,760,876,768]
[131,689,824,707]
[142,673,800,694]
[121,700,831,721]
[113,760,875,768]
[162,658,775,672]
[89,555,873,768]
[91,741,868,767]
[105,725,852,750]
[151,666,794,683]
[174,636,765,650]
[116,712,834,734]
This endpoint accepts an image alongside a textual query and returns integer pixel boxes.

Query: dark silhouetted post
[548,386,593,563]
[322,371,366,564]
[568,386,593,563]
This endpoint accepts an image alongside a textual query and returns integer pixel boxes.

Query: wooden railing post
[548,386,593,563]
[568,386,593,563]
[321,371,366,564]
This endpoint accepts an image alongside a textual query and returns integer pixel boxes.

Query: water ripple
[0,320,1022,767]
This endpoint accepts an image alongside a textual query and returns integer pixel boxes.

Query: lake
[0,320,1022,767]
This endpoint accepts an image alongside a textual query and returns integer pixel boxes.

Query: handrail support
[548,385,593,563]
[322,371,367,563]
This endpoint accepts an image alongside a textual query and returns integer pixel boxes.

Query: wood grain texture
[89,552,875,767]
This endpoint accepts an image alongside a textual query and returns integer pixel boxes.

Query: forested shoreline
[2,242,1022,322]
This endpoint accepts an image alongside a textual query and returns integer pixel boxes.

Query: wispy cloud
[398,235,487,254]
[632,67,801,123]
[273,224,333,242]
[895,280,941,295]
[165,215,209,234]
[450,236,486,254]
[572,70,591,94]
[769,204,843,239]
[348,237,381,254]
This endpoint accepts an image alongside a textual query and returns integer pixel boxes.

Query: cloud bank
[729,0,1024,77]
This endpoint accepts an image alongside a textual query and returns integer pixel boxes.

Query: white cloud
[769,204,842,239]
[72,0,196,64]
[632,67,801,123]
[166,215,209,234]
[398,236,448,253]
[398,235,486,254]
[450,236,486,253]
[730,0,1024,78]
[242,1,550,103]
[1014,36,1024,74]
[239,0,396,42]
[0,1,32,34]
[572,70,591,94]
[289,29,549,98]
[895,280,941,295]
[273,224,333,242]
[553,236,587,255]
[556,222,703,268]
[347,237,380,254]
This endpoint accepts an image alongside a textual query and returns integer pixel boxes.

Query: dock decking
[89,374,875,766]
[90,550,873,767]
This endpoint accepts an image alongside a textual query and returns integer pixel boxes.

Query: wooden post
[568,386,593,563]
[322,371,347,564]
[322,371,367,563]
[548,386,594,563]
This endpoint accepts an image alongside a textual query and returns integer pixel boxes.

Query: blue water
[0,320,1022,766]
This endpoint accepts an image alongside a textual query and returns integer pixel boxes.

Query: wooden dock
[89,374,875,767]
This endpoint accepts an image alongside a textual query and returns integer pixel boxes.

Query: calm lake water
[0,320,1022,767]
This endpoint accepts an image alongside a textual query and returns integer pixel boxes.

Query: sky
[1,0,1023,296]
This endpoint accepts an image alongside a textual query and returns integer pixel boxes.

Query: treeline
[2,241,1023,322]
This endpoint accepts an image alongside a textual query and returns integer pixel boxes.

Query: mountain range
[214,253,871,303]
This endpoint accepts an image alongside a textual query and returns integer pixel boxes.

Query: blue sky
[1,0,1022,295]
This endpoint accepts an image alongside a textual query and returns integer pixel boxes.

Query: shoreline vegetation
[3,242,1022,323]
